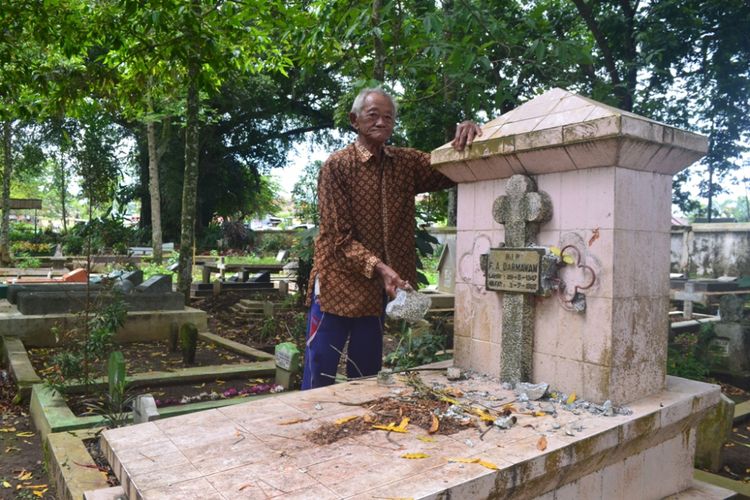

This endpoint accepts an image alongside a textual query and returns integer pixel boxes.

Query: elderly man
[301,87,480,390]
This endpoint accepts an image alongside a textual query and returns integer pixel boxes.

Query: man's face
[349,93,395,149]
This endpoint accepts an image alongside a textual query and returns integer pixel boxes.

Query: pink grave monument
[91,89,728,500]
[432,87,710,405]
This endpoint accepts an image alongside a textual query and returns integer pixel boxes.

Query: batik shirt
[307,141,455,317]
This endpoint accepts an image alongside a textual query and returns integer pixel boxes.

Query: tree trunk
[59,152,68,233]
[0,121,13,265]
[178,64,201,303]
[372,0,385,82]
[147,121,164,264]
[707,164,714,222]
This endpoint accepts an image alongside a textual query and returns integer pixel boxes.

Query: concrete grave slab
[135,274,173,294]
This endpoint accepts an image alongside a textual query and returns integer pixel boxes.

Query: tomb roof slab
[432,88,707,180]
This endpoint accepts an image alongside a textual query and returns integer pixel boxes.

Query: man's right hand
[375,262,410,298]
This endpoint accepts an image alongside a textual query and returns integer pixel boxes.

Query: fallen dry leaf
[417,436,436,443]
[2,480,11,488]
[334,415,359,425]
[537,436,548,451]
[477,460,499,470]
[238,482,254,491]
[401,453,429,459]
[444,387,463,398]
[16,470,32,481]
[0,427,16,433]
[473,409,495,423]
[373,417,410,434]
[447,457,498,470]
[566,392,577,405]
[16,431,35,438]
[278,417,311,426]
[429,415,440,434]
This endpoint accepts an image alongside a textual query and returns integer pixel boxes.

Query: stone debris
[385,289,432,322]
[515,382,549,401]
[446,367,462,380]
[493,415,517,429]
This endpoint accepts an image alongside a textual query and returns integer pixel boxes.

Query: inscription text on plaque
[486,248,544,294]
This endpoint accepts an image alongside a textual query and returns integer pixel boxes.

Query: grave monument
[93,89,726,499]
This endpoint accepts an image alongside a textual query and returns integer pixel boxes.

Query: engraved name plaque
[486,248,545,294]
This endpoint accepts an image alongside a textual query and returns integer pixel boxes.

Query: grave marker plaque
[486,248,545,294]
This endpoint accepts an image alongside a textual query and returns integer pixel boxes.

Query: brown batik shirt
[307,141,455,317]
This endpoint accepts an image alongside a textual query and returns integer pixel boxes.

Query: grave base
[99,370,720,499]
[0,303,207,346]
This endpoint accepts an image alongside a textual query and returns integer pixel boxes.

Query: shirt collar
[353,141,393,163]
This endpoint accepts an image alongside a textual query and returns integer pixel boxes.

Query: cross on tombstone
[492,175,552,384]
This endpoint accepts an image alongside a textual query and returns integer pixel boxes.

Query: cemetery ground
[1,285,749,497]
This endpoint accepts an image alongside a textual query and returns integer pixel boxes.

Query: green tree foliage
[291,160,322,225]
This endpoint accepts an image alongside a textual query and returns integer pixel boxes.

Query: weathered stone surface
[7,283,102,305]
[493,175,552,247]
[493,174,552,383]
[133,394,159,424]
[719,294,745,322]
[249,271,271,283]
[135,274,172,295]
[694,393,734,472]
[711,322,749,374]
[121,269,144,286]
[16,290,185,315]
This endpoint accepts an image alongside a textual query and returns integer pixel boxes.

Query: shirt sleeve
[317,159,381,279]
[411,149,456,194]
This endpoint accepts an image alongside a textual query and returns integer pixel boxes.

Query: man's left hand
[451,120,483,152]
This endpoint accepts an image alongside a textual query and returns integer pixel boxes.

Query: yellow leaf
[372,421,409,434]
[278,417,311,425]
[2,480,11,488]
[448,457,497,470]
[216,380,226,385]
[439,396,459,405]
[477,460,499,470]
[396,417,410,432]
[16,432,35,438]
[550,246,561,256]
[334,415,359,425]
[0,427,16,433]
[428,415,440,434]
[417,436,436,443]
[473,409,495,423]
[534,411,546,417]
[537,436,548,451]
[566,392,576,405]
[16,471,32,481]
[562,255,575,265]
[401,453,429,459]
[33,491,44,498]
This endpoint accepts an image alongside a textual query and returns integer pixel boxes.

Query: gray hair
[350,87,398,117]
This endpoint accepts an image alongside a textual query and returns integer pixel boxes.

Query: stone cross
[492,175,552,383]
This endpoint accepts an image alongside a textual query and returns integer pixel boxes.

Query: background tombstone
[432,88,708,404]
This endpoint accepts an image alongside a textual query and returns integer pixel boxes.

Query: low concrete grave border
[20,329,277,442]
[1,330,274,404]
[45,428,110,500]
[30,359,276,442]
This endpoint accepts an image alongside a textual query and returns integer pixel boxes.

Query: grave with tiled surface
[95,89,729,499]
[97,371,719,500]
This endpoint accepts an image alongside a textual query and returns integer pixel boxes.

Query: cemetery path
[0,369,57,499]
